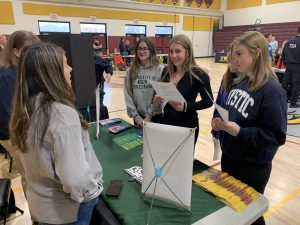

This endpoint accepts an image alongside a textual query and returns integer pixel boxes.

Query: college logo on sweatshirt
[133,75,157,89]
[226,89,254,118]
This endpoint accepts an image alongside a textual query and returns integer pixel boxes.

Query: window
[155,26,173,36]
[38,21,71,34]
[125,25,146,35]
[80,23,106,34]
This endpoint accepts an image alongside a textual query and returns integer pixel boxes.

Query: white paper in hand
[150,80,186,102]
[214,103,229,122]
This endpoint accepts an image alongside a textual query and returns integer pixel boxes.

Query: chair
[4,151,13,173]
[0,178,24,225]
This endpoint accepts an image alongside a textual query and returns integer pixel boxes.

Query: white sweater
[21,96,103,224]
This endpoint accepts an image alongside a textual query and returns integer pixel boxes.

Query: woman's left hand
[212,117,240,137]
[168,100,185,112]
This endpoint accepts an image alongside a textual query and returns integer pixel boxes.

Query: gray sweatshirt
[124,64,164,122]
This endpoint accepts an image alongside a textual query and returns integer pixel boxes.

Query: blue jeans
[39,197,98,225]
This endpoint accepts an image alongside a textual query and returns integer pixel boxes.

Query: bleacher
[214,21,300,52]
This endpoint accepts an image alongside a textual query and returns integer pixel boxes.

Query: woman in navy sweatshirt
[212,31,287,225]
[154,34,213,144]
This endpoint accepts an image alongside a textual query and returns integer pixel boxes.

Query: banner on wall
[195,0,203,7]
[186,0,193,7]
[204,0,213,8]
[172,0,179,5]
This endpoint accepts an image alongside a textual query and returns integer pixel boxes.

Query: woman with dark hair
[119,37,126,55]
[124,37,164,126]
[9,42,103,225]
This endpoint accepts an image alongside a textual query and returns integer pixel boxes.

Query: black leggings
[221,153,272,225]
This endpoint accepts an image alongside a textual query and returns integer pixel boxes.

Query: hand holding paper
[150,81,186,102]
[212,118,240,137]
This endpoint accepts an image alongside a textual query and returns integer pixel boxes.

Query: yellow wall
[22,3,180,23]
[132,0,180,6]
[266,0,300,4]
[227,0,262,10]
[183,0,221,10]
[183,16,216,31]
[0,1,15,25]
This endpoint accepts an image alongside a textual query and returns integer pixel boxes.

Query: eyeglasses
[137,47,149,52]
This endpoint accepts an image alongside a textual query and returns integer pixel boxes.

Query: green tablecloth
[89,121,225,225]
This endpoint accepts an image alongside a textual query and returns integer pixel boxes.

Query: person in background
[282,27,300,108]
[211,31,287,225]
[124,37,164,127]
[125,39,132,67]
[270,35,278,61]
[153,34,213,144]
[0,34,7,51]
[93,36,102,54]
[125,39,131,55]
[119,37,126,55]
[275,40,287,70]
[264,32,273,65]
[211,43,238,159]
[0,30,40,193]
[9,42,103,225]
[94,51,113,104]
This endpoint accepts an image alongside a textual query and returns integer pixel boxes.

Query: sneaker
[290,103,300,108]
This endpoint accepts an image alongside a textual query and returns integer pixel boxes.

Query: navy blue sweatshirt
[220,77,287,163]
[0,68,17,140]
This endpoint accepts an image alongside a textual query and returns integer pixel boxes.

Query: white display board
[142,122,195,209]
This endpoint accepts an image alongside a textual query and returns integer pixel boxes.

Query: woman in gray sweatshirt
[124,37,164,126]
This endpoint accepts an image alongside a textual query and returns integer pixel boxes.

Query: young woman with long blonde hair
[154,34,213,143]
[212,31,287,225]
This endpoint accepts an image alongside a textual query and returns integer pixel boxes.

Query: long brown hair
[234,31,277,92]
[128,37,160,92]
[9,42,89,152]
[0,30,39,69]
[163,34,207,85]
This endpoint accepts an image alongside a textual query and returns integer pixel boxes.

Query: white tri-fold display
[142,122,195,209]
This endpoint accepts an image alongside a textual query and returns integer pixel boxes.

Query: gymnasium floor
[1,57,299,225]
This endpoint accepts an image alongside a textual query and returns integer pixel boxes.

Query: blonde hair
[0,30,39,69]
[9,42,88,152]
[163,34,206,84]
[128,37,160,92]
[221,42,236,92]
[234,31,277,92]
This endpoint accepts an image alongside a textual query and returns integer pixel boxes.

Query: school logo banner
[195,0,203,7]
[186,0,193,6]
[204,0,213,8]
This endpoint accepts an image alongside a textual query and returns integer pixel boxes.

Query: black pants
[221,153,272,225]
[282,64,300,105]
